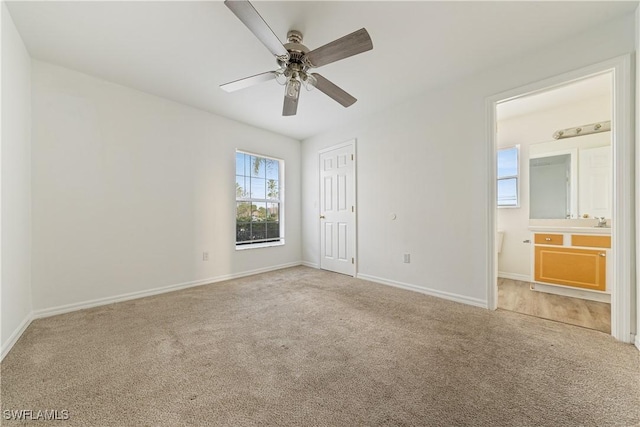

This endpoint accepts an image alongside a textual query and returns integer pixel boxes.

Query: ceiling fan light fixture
[301,73,317,91]
[285,78,301,98]
[275,68,289,86]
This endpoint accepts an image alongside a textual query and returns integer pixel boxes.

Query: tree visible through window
[497,146,519,207]
[235,151,283,246]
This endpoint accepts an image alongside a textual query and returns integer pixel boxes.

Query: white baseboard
[1,312,33,361]
[301,261,319,269]
[356,273,487,309]
[635,334,639,351]
[33,261,303,320]
[497,272,531,282]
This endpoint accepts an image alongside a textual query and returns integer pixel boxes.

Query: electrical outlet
[203,252,209,261]
[403,253,410,263]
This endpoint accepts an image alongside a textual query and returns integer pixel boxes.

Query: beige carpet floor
[1,266,639,426]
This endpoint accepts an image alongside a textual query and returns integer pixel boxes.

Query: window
[235,151,283,247]
[497,146,519,207]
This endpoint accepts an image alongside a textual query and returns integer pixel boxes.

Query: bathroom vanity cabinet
[530,228,611,293]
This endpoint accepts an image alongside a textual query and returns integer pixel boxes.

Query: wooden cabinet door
[534,246,606,291]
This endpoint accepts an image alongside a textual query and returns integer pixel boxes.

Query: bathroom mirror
[529,132,611,219]
[530,153,574,219]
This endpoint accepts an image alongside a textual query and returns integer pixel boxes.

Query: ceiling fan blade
[311,73,357,107]
[304,28,373,68]
[224,0,289,59]
[282,89,300,116]
[220,71,276,92]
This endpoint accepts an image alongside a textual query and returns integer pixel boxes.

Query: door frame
[485,55,634,343]
[318,139,357,277]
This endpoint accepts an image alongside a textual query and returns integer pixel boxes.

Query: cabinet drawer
[534,246,606,291]
[571,235,611,248]
[534,233,564,245]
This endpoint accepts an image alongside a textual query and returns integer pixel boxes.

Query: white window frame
[235,150,285,250]
[497,145,520,208]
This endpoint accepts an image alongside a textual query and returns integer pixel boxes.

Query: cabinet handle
[320,215,325,219]
[599,253,606,257]
[545,238,551,241]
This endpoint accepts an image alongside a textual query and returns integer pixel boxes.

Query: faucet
[595,217,608,227]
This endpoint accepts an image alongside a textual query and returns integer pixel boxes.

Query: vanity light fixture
[553,120,611,140]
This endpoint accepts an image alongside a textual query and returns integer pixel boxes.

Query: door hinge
[351,258,355,264]
[351,206,354,212]
[351,154,354,161]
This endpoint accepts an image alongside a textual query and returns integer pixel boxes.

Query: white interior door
[319,142,356,276]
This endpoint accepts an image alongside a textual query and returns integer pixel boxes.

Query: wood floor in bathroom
[497,278,611,334]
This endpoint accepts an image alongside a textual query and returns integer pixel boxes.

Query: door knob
[320,215,325,219]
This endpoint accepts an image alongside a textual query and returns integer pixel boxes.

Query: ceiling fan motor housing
[279,30,309,69]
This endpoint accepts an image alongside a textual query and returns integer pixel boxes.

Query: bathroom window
[497,146,519,207]
[235,151,284,249]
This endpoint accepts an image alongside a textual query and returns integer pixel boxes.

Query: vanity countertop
[528,225,611,235]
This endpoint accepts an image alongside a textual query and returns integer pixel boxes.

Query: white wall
[30,61,301,313]
[1,2,33,355]
[301,13,635,307]
[497,96,611,279]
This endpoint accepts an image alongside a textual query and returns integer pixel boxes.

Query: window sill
[235,241,285,251]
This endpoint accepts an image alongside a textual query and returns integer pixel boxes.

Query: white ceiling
[497,72,612,121]
[6,1,637,140]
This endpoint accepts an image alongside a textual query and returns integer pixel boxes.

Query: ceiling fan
[220,0,373,116]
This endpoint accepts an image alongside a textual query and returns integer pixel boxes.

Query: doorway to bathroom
[486,56,634,343]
